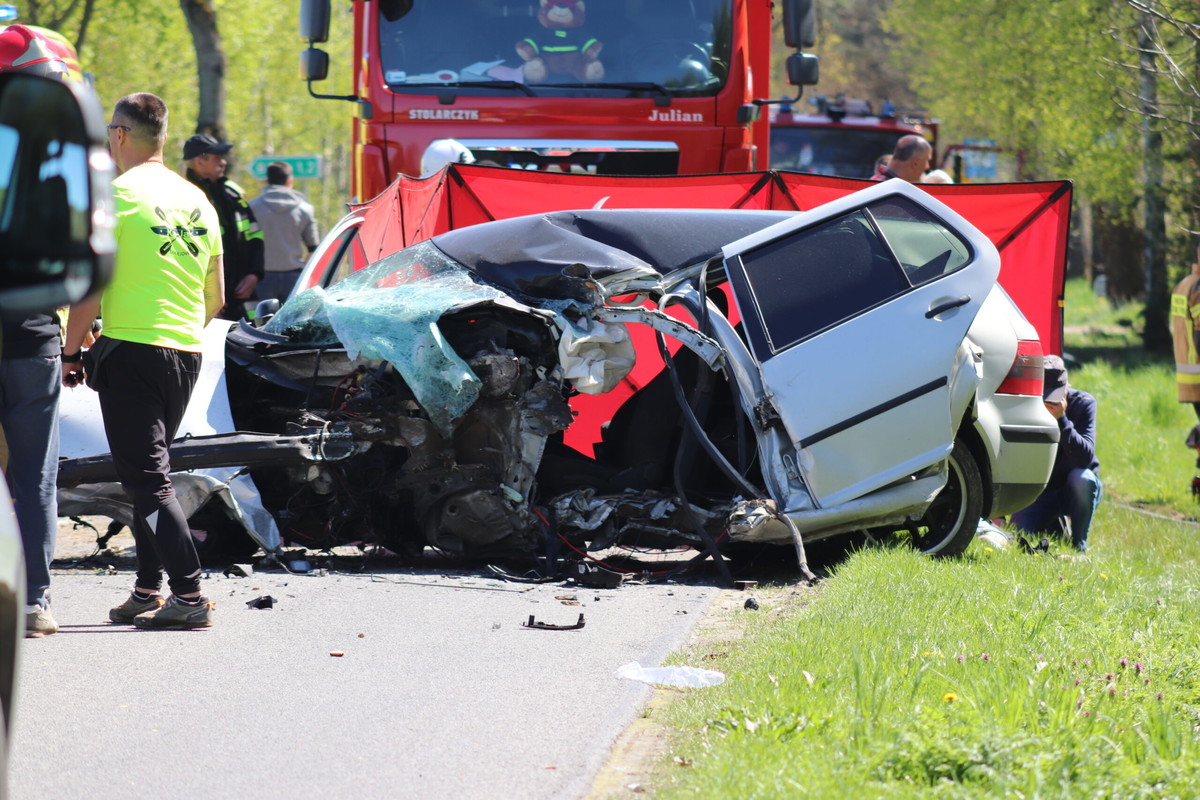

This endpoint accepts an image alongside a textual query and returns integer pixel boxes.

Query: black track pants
[96,341,203,596]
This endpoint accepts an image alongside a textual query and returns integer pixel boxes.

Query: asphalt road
[7,560,719,800]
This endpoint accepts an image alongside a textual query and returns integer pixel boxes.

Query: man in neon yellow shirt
[62,93,225,629]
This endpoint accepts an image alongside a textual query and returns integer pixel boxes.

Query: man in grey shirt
[249,161,319,303]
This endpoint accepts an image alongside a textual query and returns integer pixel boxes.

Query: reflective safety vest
[523,28,599,56]
[1171,266,1200,402]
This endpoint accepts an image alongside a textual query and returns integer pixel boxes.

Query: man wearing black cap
[1011,355,1101,551]
[183,133,264,320]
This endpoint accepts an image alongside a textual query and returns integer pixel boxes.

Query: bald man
[872,134,932,183]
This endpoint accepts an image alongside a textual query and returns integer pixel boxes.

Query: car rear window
[869,196,972,286]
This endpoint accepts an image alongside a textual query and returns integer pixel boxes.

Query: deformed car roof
[429,208,795,299]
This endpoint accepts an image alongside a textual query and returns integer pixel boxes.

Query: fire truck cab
[769,95,937,180]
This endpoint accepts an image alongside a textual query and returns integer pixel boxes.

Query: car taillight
[997,340,1044,395]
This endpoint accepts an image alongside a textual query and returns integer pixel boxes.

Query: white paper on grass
[614,661,725,688]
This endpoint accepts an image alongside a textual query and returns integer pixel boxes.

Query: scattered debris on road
[523,613,586,631]
[614,662,725,688]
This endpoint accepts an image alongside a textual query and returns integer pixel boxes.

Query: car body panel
[723,180,999,507]
[57,321,282,553]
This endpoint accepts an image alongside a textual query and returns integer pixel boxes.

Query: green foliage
[47,0,354,229]
[884,0,1140,199]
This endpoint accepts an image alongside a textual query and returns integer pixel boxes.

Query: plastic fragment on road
[330,651,344,657]
[614,661,725,688]
[246,595,275,609]
[522,613,585,630]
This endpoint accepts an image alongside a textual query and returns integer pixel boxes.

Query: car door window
[737,209,907,355]
[870,196,972,286]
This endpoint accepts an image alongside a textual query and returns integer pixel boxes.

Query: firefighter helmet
[420,139,476,177]
[0,23,81,80]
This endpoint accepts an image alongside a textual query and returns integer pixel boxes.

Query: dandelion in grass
[943,692,958,703]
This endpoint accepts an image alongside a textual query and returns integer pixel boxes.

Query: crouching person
[62,93,224,628]
[1011,355,1101,552]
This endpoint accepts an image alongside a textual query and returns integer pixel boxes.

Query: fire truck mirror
[300,47,329,82]
[786,52,820,87]
[299,0,331,43]
[782,0,817,50]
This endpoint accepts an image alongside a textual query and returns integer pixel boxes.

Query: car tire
[906,438,983,557]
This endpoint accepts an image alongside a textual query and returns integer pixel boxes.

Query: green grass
[637,278,1200,798]
[654,512,1200,799]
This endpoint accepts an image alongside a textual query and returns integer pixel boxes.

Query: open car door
[722,179,1001,507]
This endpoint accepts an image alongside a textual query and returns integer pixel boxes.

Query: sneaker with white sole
[109,593,165,623]
[132,596,213,629]
[25,606,58,638]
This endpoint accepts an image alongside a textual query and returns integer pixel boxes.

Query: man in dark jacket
[183,133,264,320]
[1011,355,1102,551]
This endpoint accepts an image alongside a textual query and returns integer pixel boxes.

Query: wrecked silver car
[56,179,1058,572]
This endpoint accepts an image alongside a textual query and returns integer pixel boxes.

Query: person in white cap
[420,139,476,178]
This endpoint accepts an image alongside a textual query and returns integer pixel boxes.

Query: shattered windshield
[376,0,732,97]
[263,241,516,434]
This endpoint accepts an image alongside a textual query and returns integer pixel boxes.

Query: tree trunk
[1139,7,1170,352]
[1189,31,1200,239]
[179,0,227,140]
[74,0,95,56]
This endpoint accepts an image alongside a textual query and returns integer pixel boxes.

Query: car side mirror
[254,297,281,324]
[0,72,115,312]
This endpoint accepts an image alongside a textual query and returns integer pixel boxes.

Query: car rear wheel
[901,438,983,557]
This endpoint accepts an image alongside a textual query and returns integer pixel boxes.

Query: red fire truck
[768,95,938,180]
[299,0,819,202]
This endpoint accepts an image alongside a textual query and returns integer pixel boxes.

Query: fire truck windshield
[376,0,732,98]
[769,126,910,180]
